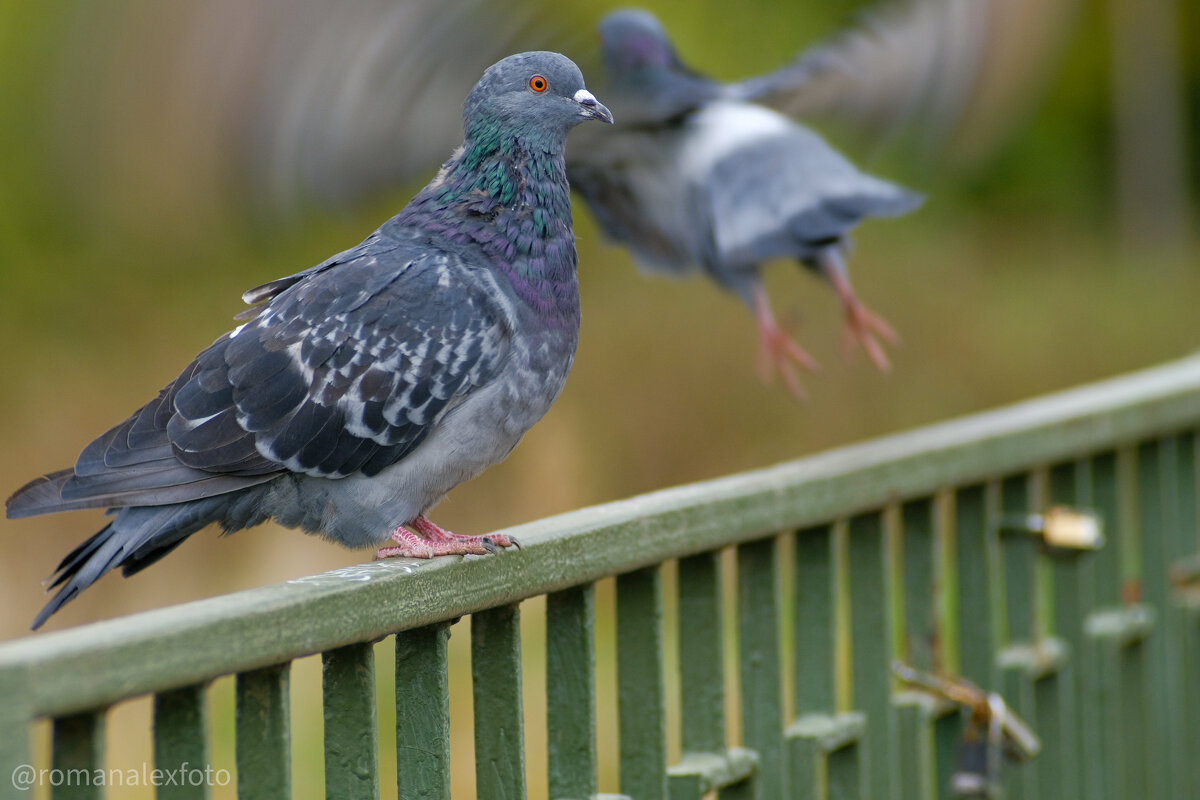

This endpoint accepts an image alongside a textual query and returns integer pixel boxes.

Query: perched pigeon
[568,9,924,399]
[5,51,612,629]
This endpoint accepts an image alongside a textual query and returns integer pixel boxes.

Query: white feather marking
[679,101,791,176]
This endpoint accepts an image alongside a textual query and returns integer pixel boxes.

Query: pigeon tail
[33,496,234,629]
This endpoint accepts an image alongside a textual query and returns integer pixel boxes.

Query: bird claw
[374,516,520,560]
[752,282,820,402]
[756,323,820,403]
[843,300,899,373]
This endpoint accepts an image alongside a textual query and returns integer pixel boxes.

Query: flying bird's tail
[31,496,235,630]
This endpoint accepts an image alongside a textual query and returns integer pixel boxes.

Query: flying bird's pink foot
[819,250,898,373]
[752,283,820,402]
[841,296,898,373]
[374,514,520,559]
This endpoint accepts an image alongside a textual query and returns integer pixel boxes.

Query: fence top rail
[3,353,1200,718]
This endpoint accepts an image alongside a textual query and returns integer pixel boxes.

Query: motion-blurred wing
[729,0,991,147]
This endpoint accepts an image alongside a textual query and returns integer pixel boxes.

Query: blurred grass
[1,0,1197,797]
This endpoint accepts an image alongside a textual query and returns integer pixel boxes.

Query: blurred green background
[1,0,1197,797]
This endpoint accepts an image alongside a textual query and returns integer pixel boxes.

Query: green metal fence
[3,354,1200,799]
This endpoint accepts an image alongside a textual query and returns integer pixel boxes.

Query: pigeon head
[599,9,683,77]
[463,51,613,146]
[594,9,717,123]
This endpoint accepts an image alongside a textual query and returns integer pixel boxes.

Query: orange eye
[529,75,548,93]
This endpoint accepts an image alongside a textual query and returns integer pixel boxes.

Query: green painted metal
[1091,452,1123,606]
[1160,436,1195,800]
[617,566,667,800]
[795,525,836,715]
[847,512,895,800]
[1031,670,1066,800]
[718,778,756,800]
[900,501,936,672]
[893,692,958,800]
[996,639,1069,800]
[1000,474,1038,645]
[0,700,32,798]
[322,642,379,800]
[1047,461,1086,800]
[666,748,757,797]
[1176,436,1200,800]
[546,586,597,800]
[236,663,291,800]
[153,684,208,800]
[931,708,960,800]
[1137,440,1177,800]
[1182,603,1200,800]
[737,537,784,799]
[51,711,104,800]
[786,713,866,800]
[893,692,939,800]
[1087,604,1155,800]
[394,624,450,800]
[677,552,725,754]
[953,485,994,689]
[471,604,525,800]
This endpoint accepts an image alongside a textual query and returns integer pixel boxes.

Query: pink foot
[841,297,899,372]
[374,514,521,560]
[822,254,899,373]
[753,283,820,402]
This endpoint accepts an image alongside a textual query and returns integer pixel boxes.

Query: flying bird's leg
[751,282,820,401]
[374,515,520,559]
[816,250,898,373]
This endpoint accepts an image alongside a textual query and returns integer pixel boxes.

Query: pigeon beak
[574,89,614,124]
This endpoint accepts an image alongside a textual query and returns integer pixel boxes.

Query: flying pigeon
[567,9,924,399]
[5,51,612,629]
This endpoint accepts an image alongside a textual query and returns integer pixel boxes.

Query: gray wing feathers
[176,249,511,478]
[8,241,511,521]
[730,0,989,145]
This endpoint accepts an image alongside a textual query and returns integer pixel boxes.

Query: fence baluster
[847,511,896,800]
[738,537,784,799]
[51,711,104,800]
[794,525,835,717]
[153,684,208,800]
[323,642,379,800]
[236,662,291,800]
[1048,461,1087,800]
[1137,440,1177,799]
[1091,452,1123,606]
[894,695,938,800]
[786,713,866,800]
[901,500,937,672]
[617,566,668,800]
[998,474,1040,800]
[395,624,450,800]
[678,552,726,756]
[1175,432,1200,800]
[471,604,525,800]
[547,586,597,800]
[954,485,994,689]
[1001,474,1036,645]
